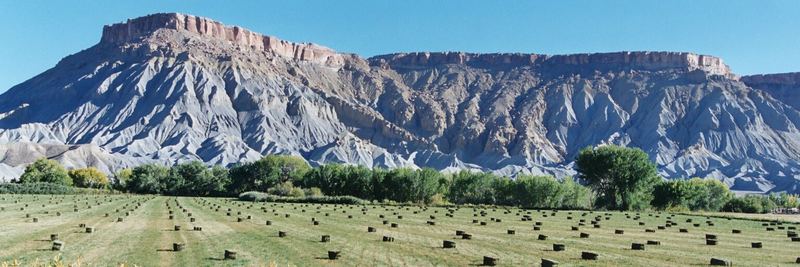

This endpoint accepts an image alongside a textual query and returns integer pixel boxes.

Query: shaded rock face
[742,73,800,110]
[1,13,799,193]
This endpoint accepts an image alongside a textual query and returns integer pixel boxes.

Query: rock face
[742,73,800,110]
[1,13,799,193]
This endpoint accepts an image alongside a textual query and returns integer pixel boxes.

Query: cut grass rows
[1,194,799,266]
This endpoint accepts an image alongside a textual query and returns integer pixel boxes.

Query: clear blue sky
[1,0,799,92]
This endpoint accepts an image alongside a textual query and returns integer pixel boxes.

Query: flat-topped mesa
[370,51,732,76]
[101,13,344,66]
[741,72,800,87]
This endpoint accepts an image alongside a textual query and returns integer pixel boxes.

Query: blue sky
[1,0,799,92]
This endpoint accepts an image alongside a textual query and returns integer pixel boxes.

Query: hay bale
[321,235,331,242]
[706,239,718,245]
[368,226,376,232]
[732,229,741,234]
[646,240,661,245]
[391,223,399,228]
[224,250,237,260]
[679,228,688,233]
[705,234,717,240]
[50,234,59,241]
[193,226,203,231]
[52,240,64,251]
[85,227,94,233]
[443,240,456,248]
[615,229,624,234]
[581,251,599,260]
[541,258,559,267]
[174,225,181,231]
[631,243,645,250]
[266,220,272,225]
[538,234,548,240]
[327,250,340,260]
[482,256,498,266]
[751,242,762,248]
[278,231,287,237]
[571,226,579,231]
[462,233,472,240]
[580,232,590,238]
[382,236,394,242]
[710,258,731,266]
[553,243,565,251]
[32,217,38,223]
[173,243,185,252]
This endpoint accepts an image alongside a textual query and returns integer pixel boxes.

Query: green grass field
[1,194,798,266]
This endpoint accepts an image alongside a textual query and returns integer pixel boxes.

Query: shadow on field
[205,257,226,261]
[156,248,174,252]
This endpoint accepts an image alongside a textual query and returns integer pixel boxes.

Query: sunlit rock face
[1,13,798,193]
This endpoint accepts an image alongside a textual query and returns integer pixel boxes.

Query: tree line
[10,145,800,213]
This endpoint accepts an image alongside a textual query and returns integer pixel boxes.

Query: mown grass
[1,194,798,266]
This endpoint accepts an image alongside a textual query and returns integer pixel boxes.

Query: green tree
[112,168,133,191]
[127,164,169,194]
[559,176,592,209]
[68,167,109,188]
[576,145,660,210]
[513,175,563,208]
[652,178,732,211]
[448,171,499,204]
[19,158,72,186]
[228,155,310,194]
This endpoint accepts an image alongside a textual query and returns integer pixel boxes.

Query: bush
[238,191,367,205]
